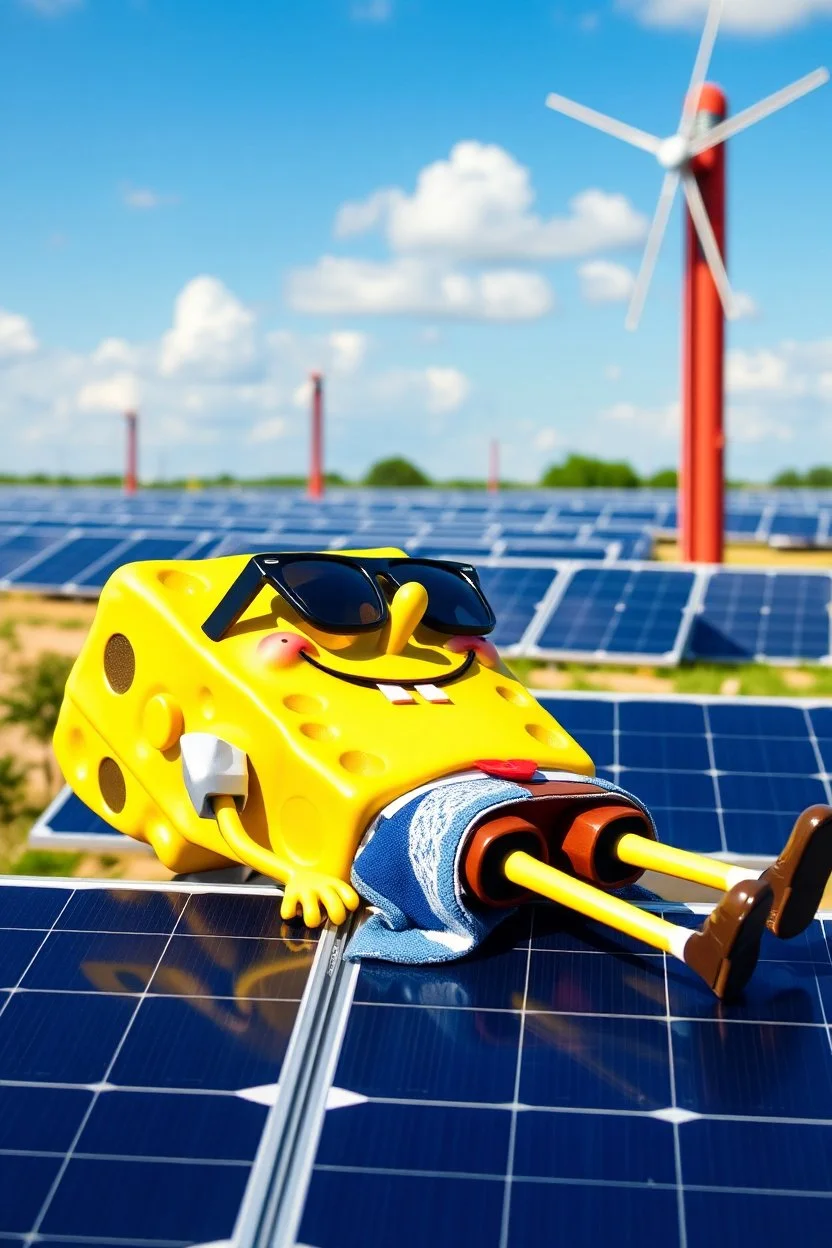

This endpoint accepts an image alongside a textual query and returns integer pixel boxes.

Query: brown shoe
[683,879,773,1000]
[760,805,832,940]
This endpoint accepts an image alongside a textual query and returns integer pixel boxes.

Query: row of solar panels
[4,868,830,1247]
[2,490,831,546]
[0,523,650,593]
[30,690,832,863]
[1,527,830,665]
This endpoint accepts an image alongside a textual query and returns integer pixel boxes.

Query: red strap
[474,759,540,782]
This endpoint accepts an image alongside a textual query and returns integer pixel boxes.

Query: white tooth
[419,684,452,704]
[377,684,415,704]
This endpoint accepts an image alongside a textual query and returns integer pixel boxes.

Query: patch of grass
[0,617,19,649]
[11,849,82,877]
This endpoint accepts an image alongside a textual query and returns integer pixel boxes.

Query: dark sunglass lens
[401,564,493,632]
[280,560,383,630]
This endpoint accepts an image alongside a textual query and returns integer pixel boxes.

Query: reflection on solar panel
[297,905,832,1248]
[0,879,320,1246]
[689,571,832,663]
[538,692,832,859]
[475,565,559,649]
[532,566,697,664]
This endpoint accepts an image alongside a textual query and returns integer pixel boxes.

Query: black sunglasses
[202,552,496,641]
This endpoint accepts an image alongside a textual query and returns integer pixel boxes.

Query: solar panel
[0,878,321,1245]
[688,570,832,663]
[537,691,832,859]
[475,564,561,650]
[295,904,832,1248]
[71,534,205,592]
[8,533,129,590]
[28,789,151,856]
[0,528,70,581]
[530,566,698,665]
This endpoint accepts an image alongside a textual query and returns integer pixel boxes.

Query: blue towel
[345,770,655,965]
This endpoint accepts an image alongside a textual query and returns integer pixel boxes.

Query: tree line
[4,457,832,489]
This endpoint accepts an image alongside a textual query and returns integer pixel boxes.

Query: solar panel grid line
[294,909,832,1248]
[528,562,704,667]
[0,526,83,589]
[496,910,535,1248]
[61,530,147,595]
[25,894,195,1239]
[0,877,328,1246]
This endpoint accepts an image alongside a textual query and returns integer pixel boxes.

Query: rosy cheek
[445,635,499,668]
[257,632,317,668]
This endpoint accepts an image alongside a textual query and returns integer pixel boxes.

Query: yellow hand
[280,872,360,928]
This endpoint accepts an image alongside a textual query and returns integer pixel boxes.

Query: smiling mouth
[300,648,476,689]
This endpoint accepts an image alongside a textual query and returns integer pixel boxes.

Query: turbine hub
[657,133,690,171]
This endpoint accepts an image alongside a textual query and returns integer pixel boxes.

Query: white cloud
[366,367,471,415]
[92,338,140,367]
[335,142,647,261]
[22,0,81,15]
[328,331,368,373]
[0,310,38,360]
[248,416,288,444]
[728,406,793,443]
[602,399,681,439]
[622,0,832,35]
[727,349,792,394]
[77,372,140,414]
[350,0,392,20]
[579,259,635,304]
[121,184,179,211]
[160,277,256,378]
[424,367,470,413]
[287,256,554,321]
[733,292,760,321]
[534,428,563,452]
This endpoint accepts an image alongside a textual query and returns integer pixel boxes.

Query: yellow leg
[503,850,686,956]
[615,834,751,893]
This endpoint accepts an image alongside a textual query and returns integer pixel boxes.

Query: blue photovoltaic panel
[475,565,559,649]
[9,534,126,588]
[769,513,821,543]
[689,571,831,662]
[297,906,832,1248]
[538,693,832,858]
[28,790,147,856]
[73,535,200,590]
[501,540,611,561]
[0,880,319,1246]
[534,566,696,663]
[0,529,68,580]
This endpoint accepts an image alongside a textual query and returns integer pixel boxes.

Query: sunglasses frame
[201,551,497,642]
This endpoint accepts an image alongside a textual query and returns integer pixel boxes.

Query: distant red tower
[488,439,500,493]
[681,85,726,564]
[309,373,324,501]
[124,411,138,495]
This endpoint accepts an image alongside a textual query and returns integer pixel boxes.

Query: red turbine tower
[308,372,324,501]
[545,0,828,563]
[124,410,138,495]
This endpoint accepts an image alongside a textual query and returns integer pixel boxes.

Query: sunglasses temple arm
[202,560,269,641]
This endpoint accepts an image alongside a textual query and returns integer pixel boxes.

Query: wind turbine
[545,0,828,562]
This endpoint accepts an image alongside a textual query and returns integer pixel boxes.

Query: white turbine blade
[682,171,737,319]
[690,67,830,155]
[545,92,661,155]
[625,171,679,332]
[680,0,724,137]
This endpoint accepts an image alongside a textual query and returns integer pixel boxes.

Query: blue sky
[1,0,831,482]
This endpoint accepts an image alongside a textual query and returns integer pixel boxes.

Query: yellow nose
[382,581,428,655]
